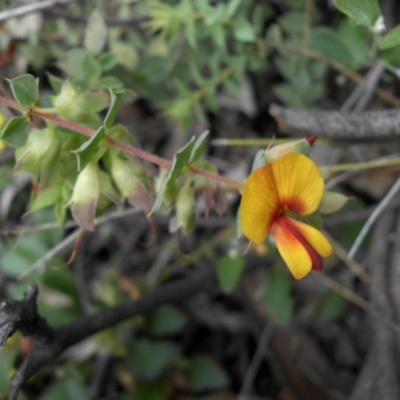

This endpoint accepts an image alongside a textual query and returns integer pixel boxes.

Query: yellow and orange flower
[240,152,332,279]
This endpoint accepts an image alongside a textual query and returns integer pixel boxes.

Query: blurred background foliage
[0,0,399,399]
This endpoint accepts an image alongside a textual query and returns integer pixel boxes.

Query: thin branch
[0,0,78,22]
[324,231,370,284]
[238,322,275,399]
[0,95,243,190]
[17,230,79,281]
[270,103,400,141]
[348,176,400,259]
[312,272,369,310]
[46,9,150,26]
[6,266,217,400]
[35,107,243,190]
[2,207,143,235]
[17,208,144,280]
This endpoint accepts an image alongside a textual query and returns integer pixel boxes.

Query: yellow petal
[287,217,333,258]
[271,217,313,279]
[240,164,280,243]
[271,153,324,216]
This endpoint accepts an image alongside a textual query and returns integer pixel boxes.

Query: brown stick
[269,103,400,141]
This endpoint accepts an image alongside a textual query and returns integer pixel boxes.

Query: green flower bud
[15,125,60,178]
[51,81,107,123]
[163,179,180,205]
[176,185,196,235]
[111,155,153,211]
[320,191,349,215]
[70,161,100,231]
[264,139,310,164]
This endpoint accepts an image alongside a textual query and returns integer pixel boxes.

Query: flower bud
[320,191,349,215]
[213,185,228,217]
[51,81,107,123]
[70,161,100,231]
[264,139,310,164]
[111,155,153,211]
[176,185,196,235]
[15,126,60,178]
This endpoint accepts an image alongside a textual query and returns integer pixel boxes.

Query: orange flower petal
[286,217,333,259]
[271,216,332,279]
[271,217,313,279]
[240,164,280,243]
[271,153,324,215]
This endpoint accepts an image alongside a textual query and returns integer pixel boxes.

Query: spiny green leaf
[189,130,209,163]
[71,126,106,171]
[165,136,196,187]
[7,74,39,107]
[104,89,124,129]
[1,116,30,148]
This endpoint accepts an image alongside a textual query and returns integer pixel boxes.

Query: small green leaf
[7,74,39,107]
[314,291,346,324]
[379,24,400,49]
[84,8,107,55]
[187,355,229,391]
[29,181,63,213]
[146,305,187,337]
[185,18,197,48]
[71,126,106,171]
[189,130,209,163]
[98,52,118,72]
[1,116,30,148]
[96,76,123,90]
[104,90,124,129]
[263,268,293,326]
[129,381,166,400]
[234,16,255,42]
[164,136,196,187]
[335,0,380,28]
[311,27,355,68]
[226,0,243,18]
[47,72,64,94]
[149,170,168,216]
[128,339,180,379]
[217,254,245,294]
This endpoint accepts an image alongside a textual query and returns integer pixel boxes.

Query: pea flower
[240,152,333,279]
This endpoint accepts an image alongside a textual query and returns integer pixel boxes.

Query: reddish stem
[0,96,243,190]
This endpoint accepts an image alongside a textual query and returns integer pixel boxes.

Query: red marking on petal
[307,135,318,145]
[281,197,307,215]
[283,218,323,271]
